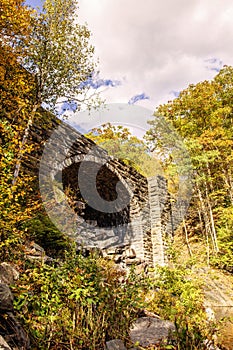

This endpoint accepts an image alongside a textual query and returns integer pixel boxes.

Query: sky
[25,0,222,213]
[26,0,233,131]
[77,0,233,109]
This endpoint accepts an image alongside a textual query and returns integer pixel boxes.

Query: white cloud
[77,0,233,112]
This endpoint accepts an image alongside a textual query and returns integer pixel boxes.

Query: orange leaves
[0,0,32,46]
[0,0,34,117]
[0,46,35,127]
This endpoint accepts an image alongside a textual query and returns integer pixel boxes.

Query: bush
[13,250,142,349]
[142,264,216,349]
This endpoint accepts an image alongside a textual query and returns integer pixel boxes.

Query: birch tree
[13,0,96,183]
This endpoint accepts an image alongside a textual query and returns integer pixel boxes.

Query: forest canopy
[1,1,233,349]
[147,65,233,269]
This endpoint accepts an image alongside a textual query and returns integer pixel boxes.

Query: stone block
[125,258,141,266]
[125,248,136,259]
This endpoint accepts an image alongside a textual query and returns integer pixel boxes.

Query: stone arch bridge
[28,114,186,268]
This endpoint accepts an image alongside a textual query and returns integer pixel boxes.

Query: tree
[147,66,233,264]
[0,0,32,49]
[0,0,35,233]
[86,122,163,177]
[0,0,96,257]
[26,0,95,111]
[12,0,96,183]
[0,0,33,115]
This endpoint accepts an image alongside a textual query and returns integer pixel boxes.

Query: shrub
[13,250,142,349]
[143,264,217,349]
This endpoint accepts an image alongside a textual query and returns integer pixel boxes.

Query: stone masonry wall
[23,112,180,268]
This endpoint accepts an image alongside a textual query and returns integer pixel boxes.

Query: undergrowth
[12,248,142,350]
[11,244,219,350]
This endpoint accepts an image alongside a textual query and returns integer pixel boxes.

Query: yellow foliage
[0,1,39,261]
[0,0,32,47]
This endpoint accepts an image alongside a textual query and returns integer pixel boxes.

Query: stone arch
[39,121,179,266]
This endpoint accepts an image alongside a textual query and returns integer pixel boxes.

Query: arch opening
[60,161,131,228]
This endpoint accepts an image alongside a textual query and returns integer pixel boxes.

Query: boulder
[0,264,30,349]
[130,317,175,348]
[0,312,30,350]
[0,284,13,312]
[125,248,136,259]
[125,258,141,266]
[0,335,12,350]
[24,242,53,263]
[105,339,127,350]
[0,263,19,285]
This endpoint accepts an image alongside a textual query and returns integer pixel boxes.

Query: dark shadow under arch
[60,161,131,228]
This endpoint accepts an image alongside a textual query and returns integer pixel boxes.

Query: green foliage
[143,264,216,349]
[147,265,204,319]
[1,3,231,349]
[0,119,37,262]
[210,207,233,271]
[0,0,97,258]
[146,114,192,196]
[12,250,220,350]
[22,212,72,258]
[26,0,96,111]
[13,252,142,349]
[86,122,163,177]
[147,66,233,266]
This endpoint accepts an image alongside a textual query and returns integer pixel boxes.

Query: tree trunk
[183,219,192,257]
[196,184,211,236]
[204,181,219,253]
[197,205,210,266]
[223,167,233,205]
[12,103,39,185]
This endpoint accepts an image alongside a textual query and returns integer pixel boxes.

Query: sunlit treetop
[86,122,163,177]
[0,0,33,49]
[25,0,96,111]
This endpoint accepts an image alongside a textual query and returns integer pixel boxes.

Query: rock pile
[103,244,148,274]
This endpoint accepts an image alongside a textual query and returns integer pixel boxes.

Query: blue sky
[25,0,233,128]
[25,0,42,8]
